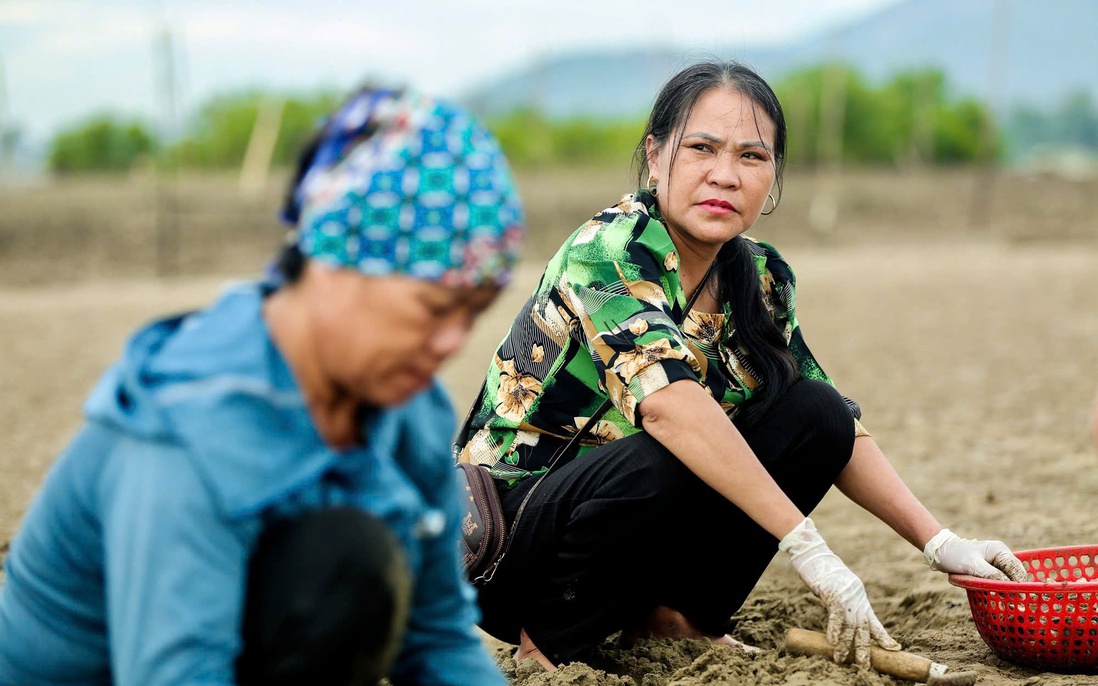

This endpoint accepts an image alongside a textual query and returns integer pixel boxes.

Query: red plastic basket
[949,545,1098,673]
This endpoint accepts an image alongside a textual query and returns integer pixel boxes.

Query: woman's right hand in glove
[779,517,902,668]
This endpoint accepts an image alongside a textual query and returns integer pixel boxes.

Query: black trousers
[476,379,856,665]
[236,507,411,686]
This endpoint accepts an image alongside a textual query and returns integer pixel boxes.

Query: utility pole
[0,58,12,179]
[969,0,1010,230]
[809,57,847,235]
[154,23,181,277]
[910,74,937,167]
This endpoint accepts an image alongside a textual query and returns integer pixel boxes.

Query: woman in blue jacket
[0,88,524,686]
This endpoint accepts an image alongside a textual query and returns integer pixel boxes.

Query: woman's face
[646,87,777,257]
[303,264,498,408]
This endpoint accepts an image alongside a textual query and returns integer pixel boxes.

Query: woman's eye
[421,300,451,317]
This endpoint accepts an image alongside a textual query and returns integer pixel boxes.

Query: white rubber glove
[922,529,1028,582]
[780,517,902,668]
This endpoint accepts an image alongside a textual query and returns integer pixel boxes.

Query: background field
[1,167,1096,685]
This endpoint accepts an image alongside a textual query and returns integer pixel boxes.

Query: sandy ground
[1,170,1097,684]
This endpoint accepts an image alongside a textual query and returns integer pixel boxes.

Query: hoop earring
[761,193,777,216]
[646,173,658,197]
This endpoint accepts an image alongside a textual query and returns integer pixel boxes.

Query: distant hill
[461,0,1098,120]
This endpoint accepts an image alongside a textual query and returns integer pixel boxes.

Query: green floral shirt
[456,191,862,486]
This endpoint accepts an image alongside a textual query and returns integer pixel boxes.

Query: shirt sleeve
[101,438,255,686]
[387,384,508,686]
[558,212,702,426]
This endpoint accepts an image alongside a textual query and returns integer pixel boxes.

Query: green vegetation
[775,66,996,166]
[168,90,341,168]
[48,116,156,173]
[487,108,644,168]
[484,66,998,169]
[48,65,1098,174]
[1008,90,1098,159]
[46,90,340,175]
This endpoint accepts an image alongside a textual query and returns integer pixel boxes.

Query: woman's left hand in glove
[922,529,1028,581]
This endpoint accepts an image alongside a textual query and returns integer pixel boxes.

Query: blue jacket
[0,282,506,686]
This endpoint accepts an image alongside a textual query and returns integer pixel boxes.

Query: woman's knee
[743,379,855,479]
[237,507,411,686]
[792,378,853,425]
[785,380,855,460]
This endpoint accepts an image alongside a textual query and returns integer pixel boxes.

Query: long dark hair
[635,60,798,424]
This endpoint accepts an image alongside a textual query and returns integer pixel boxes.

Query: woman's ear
[644,135,660,180]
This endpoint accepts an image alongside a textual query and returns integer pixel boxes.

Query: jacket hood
[83,282,343,518]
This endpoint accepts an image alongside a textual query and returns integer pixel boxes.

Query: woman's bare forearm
[639,379,806,540]
[834,436,942,550]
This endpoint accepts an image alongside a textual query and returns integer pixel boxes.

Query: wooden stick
[785,628,933,682]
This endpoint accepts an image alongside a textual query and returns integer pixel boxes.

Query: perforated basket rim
[948,543,1098,593]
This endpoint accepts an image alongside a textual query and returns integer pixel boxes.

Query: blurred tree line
[48,89,341,174]
[1007,92,1098,160]
[168,91,342,167]
[49,117,158,173]
[45,65,1098,174]
[491,66,999,168]
[776,66,993,165]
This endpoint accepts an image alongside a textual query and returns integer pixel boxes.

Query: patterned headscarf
[283,88,525,288]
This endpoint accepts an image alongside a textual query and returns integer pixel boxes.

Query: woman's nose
[706,152,740,188]
[427,317,471,359]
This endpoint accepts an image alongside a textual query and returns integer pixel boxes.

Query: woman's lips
[699,199,735,214]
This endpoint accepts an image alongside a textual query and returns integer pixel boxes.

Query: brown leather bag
[455,461,506,582]
[453,404,608,586]
[454,389,613,584]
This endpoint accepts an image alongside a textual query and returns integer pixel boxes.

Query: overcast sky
[0,0,899,143]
